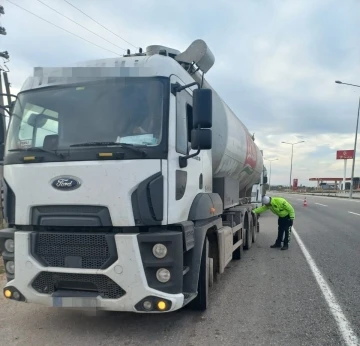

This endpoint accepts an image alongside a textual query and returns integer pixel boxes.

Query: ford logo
[51,177,81,190]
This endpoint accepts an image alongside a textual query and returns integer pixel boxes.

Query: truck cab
[0,40,263,313]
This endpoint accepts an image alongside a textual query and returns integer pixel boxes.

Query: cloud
[255,132,359,185]
[2,0,360,186]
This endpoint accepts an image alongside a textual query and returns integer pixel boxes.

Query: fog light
[157,301,167,311]
[4,290,11,298]
[156,268,170,283]
[5,261,15,274]
[4,239,14,253]
[143,300,153,311]
[152,244,167,259]
[12,291,20,301]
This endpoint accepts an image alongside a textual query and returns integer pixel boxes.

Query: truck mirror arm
[171,82,200,95]
[0,106,10,116]
[179,148,201,168]
[0,93,17,98]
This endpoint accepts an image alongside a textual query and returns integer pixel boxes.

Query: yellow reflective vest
[253,197,295,220]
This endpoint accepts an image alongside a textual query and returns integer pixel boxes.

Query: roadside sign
[293,179,298,190]
[336,150,354,160]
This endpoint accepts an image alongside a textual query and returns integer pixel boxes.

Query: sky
[1,0,360,186]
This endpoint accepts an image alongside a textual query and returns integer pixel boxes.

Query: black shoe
[270,243,282,248]
[281,245,289,250]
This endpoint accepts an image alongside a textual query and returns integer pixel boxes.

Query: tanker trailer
[0,39,267,313]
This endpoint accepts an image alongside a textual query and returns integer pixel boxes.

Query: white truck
[0,39,267,313]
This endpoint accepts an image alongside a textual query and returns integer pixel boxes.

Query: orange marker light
[210,207,216,214]
[23,156,35,161]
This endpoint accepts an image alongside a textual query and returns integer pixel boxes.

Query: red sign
[336,150,354,160]
[244,133,257,169]
[293,179,298,190]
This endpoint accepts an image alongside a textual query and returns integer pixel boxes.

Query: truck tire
[252,216,257,243]
[189,237,209,311]
[244,217,252,250]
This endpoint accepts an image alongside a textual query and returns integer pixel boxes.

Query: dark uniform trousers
[275,215,292,246]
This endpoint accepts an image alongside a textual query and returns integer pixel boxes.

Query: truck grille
[31,233,117,269]
[32,272,126,299]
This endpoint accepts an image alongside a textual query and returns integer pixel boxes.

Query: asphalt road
[0,196,359,346]
[277,193,360,335]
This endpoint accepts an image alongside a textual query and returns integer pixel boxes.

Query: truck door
[167,75,203,224]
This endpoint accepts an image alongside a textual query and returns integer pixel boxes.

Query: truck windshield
[5,77,166,153]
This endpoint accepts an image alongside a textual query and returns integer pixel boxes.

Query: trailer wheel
[189,237,209,311]
[252,216,257,243]
[244,217,252,250]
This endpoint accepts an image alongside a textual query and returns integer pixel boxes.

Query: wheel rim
[246,218,252,249]
[205,239,209,307]
[208,257,214,288]
[252,217,256,242]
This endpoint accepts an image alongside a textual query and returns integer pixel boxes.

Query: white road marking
[348,211,360,216]
[315,203,328,207]
[292,227,359,346]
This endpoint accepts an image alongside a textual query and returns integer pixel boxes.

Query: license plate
[53,296,98,309]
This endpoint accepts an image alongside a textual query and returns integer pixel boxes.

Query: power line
[37,0,126,51]
[5,0,123,56]
[63,0,139,49]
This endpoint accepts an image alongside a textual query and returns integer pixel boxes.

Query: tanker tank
[193,76,264,194]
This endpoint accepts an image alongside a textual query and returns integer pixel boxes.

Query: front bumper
[3,232,184,312]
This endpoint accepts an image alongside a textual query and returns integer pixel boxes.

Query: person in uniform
[253,195,295,250]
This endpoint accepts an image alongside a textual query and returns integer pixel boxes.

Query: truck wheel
[244,217,252,250]
[189,237,209,311]
[209,257,214,288]
[252,216,257,243]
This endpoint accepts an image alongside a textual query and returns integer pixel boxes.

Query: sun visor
[175,39,215,73]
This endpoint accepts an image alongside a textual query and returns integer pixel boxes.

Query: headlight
[152,244,167,259]
[4,239,14,253]
[5,261,15,274]
[156,268,170,283]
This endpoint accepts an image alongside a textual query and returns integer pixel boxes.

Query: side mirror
[193,88,212,129]
[191,129,212,150]
[263,176,268,184]
[27,113,48,128]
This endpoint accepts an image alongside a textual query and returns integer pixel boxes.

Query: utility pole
[335,81,360,199]
[0,4,8,228]
[265,158,278,192]
[0,4,11,118]
[0,4,9,109]
[282,141,305,191]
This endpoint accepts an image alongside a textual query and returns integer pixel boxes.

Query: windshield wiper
[69,142,147,156]
[8,147,66,158]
